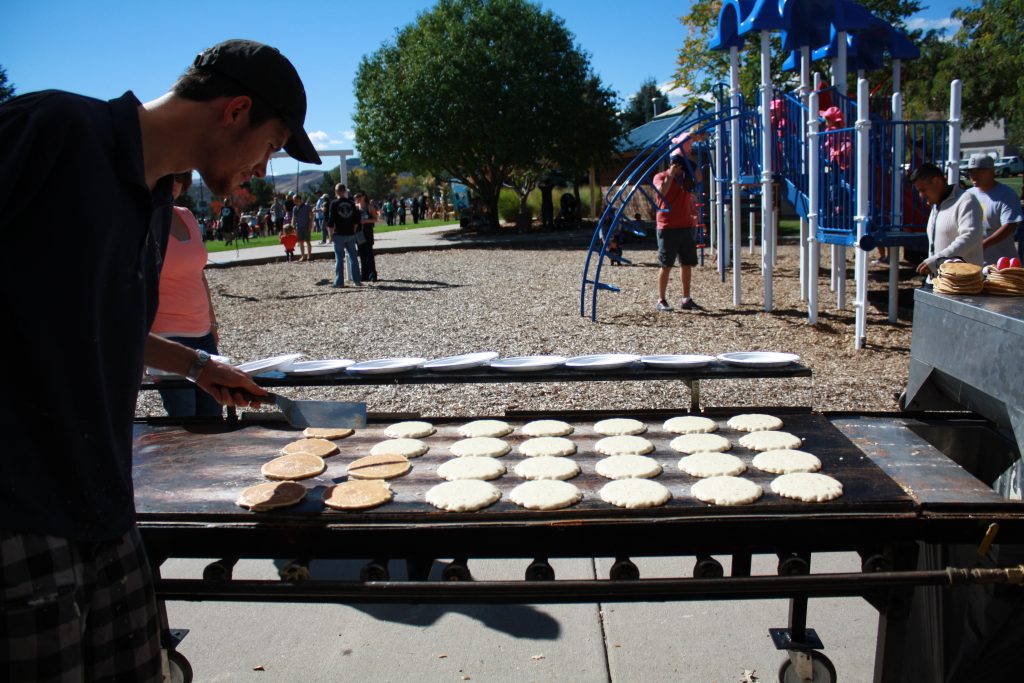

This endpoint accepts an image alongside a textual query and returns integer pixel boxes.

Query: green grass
[203,220,458,253]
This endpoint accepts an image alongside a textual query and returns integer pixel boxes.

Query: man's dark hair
[910,162,945,183]
[172,67,274,127]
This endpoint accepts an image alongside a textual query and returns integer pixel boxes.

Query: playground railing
[816,125,858,244]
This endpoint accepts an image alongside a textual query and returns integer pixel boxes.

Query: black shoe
[679,298,703,311]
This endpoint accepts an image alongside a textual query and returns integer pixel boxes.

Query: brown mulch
[137,242,916,417]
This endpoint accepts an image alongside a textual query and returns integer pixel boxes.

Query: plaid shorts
[0,526,161,682]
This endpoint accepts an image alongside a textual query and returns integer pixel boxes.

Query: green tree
[620,78,671,131]
[243,177,276,209]
[354,0,619,229]
[672,0,922,106]
[349,165,397,199]
[0,66,14,104]
[944,0,1024,145]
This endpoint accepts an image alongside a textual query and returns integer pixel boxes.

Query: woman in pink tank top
[151,173,222,417]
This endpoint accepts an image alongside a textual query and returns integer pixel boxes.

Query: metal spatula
[240,391,367,429]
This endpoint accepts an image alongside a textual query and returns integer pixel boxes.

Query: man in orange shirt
[652,129,704,311]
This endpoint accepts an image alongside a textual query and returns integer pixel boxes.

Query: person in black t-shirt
[0,39,319,681]
[327,183,362,286]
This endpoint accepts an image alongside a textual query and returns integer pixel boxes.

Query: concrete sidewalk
[205,224,592,267]
[164,553,877,682]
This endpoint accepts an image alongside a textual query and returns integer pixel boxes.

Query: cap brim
[284,126,321,165]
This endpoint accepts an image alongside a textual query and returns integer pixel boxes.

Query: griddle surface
[133,412,914,523]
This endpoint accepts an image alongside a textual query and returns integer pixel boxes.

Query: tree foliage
[243,177,277,208]
[944,0,1024,144]
[0,66,14,104]
[620,78,671,131]
[349,165,398,199]
[672,0,922,106]
[353,0,619,228]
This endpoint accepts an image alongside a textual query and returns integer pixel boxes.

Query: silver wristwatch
[185,349,211,383]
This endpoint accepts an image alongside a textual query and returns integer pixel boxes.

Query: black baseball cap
[193,39,321,164]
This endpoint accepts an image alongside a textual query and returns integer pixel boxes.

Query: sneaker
[680,298,703,311]
[656,300,673,312]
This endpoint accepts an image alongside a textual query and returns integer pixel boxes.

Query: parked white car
[995,155,1023,177]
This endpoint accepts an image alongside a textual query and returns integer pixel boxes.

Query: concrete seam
[592,557,614,683]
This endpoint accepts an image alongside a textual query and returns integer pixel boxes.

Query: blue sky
[1,0,966,175]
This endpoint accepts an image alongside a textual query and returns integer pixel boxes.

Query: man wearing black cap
[0,40,318,681]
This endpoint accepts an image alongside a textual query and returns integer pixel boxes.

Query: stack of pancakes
[934,262,984,295]
[983,267,1024,296]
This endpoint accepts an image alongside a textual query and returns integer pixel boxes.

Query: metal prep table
[136,359,1024,683]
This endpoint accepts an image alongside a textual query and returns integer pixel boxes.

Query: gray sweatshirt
[924,185,984,274]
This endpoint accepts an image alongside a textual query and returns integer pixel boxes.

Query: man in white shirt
[911,162,984,278]
[965,154,1022,263]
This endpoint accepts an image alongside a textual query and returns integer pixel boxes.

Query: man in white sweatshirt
[911,162,983,278]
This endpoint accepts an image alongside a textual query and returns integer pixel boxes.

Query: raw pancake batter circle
[600,479,671,509]
[425,480,502,511]
[509,480,582,510]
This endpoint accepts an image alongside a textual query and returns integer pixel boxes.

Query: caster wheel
[359,561,390,582]
[202,558,237,581]
[693,555,724,579]
[166,649,194,683]
[442,561,473,582]
[609,558,639,581]
[778,651,836,683]
[279,560,311,581]
[525,559,555,581]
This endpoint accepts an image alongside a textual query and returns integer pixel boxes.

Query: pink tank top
[151,207,212,337]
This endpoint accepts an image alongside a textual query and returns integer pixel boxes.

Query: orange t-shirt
[151,207,212,337]
[280,233,298,250]
[652,171,698,229]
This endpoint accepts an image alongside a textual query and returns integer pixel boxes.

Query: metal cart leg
[871,543,919,683]
[771,552,837,683]
[152,561,193,683]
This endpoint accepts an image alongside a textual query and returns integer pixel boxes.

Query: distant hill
[185,158,363,208]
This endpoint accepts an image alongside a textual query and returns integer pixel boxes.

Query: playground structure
[581,0,963,350]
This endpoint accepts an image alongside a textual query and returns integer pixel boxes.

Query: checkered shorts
[0,526,161,682]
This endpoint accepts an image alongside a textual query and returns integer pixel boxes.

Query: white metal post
[808,74,821,324]
[948,80,962,185]
[889,60,903,324]
[760,31,774,312]
[750,210,756,255]
[730,46,743,306]
[854,78,871,350]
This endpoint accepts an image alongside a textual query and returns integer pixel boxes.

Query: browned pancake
[347,453,411,480]
[301,427,355,440]
[281,438,339,457]
[236,481,307,511]
[261,453,326,481]
[323,480,393,510]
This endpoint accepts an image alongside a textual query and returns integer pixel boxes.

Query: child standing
[280,224,298,261]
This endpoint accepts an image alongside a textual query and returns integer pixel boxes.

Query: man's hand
[196,360,269,407]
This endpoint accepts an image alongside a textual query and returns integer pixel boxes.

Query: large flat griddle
[133,411,914,524]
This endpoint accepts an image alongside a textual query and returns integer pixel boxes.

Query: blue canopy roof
[738,0,788,34]
[709,0,756,51]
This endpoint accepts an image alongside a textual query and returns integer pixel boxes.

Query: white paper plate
[565,354,641,370]
[235,353,304,375]
[147,354,231,379]
[422,351,499,372]
[346,357,427,375]
[639,354,717,369]
[285,359,355,376]
[716,351,800,368]
[489,355,567,372]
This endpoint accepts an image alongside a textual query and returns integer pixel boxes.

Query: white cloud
[341,130,356,141]
[906,16,962,35]
[308,130,331,150]
[659,80,692,105]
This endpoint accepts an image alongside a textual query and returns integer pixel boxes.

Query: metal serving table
[142,360,812,413]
